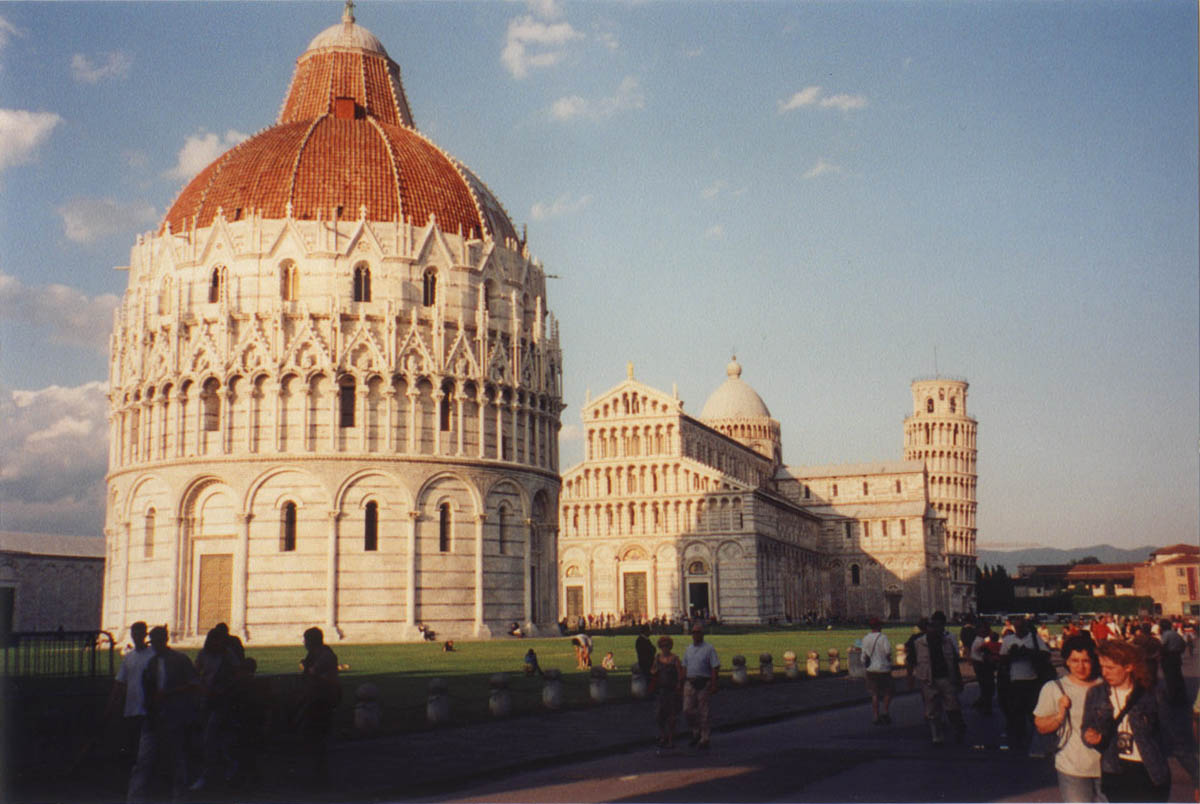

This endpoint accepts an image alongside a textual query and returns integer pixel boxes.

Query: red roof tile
[162,20,513,243]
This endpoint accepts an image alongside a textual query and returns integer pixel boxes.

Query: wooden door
[197,554,233,633]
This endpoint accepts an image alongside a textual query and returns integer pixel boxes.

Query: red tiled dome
[162,8,517,244]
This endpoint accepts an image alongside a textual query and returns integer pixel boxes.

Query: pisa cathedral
[557,362,978,624]
[102,6,563,644]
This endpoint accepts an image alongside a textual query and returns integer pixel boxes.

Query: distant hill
[977,544,1158,574]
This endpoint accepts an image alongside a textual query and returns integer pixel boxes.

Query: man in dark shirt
[635,624,656,677]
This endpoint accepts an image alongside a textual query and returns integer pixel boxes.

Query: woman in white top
[1033,635,1102,802]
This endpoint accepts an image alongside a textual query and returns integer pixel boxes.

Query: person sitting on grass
[601,651,617,671]
[524,648,543,677]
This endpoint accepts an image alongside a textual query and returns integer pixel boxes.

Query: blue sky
[1,1,1196,551]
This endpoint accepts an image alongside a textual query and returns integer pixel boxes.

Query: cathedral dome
[161,4,518,244]
[699,357,772,420]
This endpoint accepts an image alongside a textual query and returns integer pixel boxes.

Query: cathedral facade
[557,361,978,623]
[102,7,563,644]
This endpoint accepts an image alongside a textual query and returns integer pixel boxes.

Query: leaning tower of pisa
[903,378,977,615]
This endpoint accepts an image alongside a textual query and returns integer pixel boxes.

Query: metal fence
[1,630,116,678]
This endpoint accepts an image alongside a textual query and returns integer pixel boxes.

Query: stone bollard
[488,673,512,719]
[848,645,865,679]
[426,678,450,726]
[759,652,774,682]
[806,650,820,677]
[630,666,650,700]
[542,668,564,710]
[589,666,608,704]
[354,682,382,735]
[783,650,800,680]
[827,648,841,674]
[895,644,907,669]
[730,654,749,686]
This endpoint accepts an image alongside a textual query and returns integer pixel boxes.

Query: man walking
[1159,618,1187,705]
[682,622,719,749]
[635,624,656,678]
[999,615,1049,752]
[861,618,893,725]
[130,626,198,803]
[106,622,153,769]
[912,611,965,746]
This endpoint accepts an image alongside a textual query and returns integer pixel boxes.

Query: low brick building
[1134,544,1200,617]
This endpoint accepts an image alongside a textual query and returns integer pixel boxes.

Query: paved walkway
[263,667,929,801]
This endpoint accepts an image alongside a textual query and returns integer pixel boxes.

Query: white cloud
[704,224,725,240]
[559,423,582,442]
[165,129,249,181]
[0,271,120,352]
[502,15,583,78]
[701,181,725,200]
[0,15,19,55]
[820,93,868,111]
[779,86,822,111]
[71,51,132,84]
[550,76,645,121]
[0,381,109,536]
[530,193,592,221]
[802,159,843,180]
[0,108,62,173]
[527,0,565,20]
[57,197,157,244]
[596,30,619,51]
[779,85,867,113]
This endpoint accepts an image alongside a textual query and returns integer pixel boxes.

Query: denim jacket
[1081,683,1171,787]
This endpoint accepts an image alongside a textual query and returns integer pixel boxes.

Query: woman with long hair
[1082,639,1171,802]
[1033,635,1102,802]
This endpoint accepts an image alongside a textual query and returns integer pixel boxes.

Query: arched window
[281,502,297,551]
[208,267,223,303]
[688,560,707,575]
[482,279,492,313]
[926,398,934,413]
[364,501,378,551]
[144,508,155,559]
[803,484,810,499]
[832,483,838,497]
[423,268,437,306]
[439,386,452,432]
[353,263,371,302]
[339,377,355,428]
[201,379,220,431]
[438,503,451,552]
[949,396,957,413]
[863,521,871,538]
[843,521,852,539]
[850,564,861,585]
[280,260,298,301]
[895,479,902,493]
[862,481,868,495]
[881,520,889,537]
[498,505,509,555]
[159,277,172,314]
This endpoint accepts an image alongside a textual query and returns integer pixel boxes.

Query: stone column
[384,389,396,452]
[302,383,312,452]
[216,388,229,454]
[141,399,153,461]
[358,388,370,452]
[474,513,487,636]
[510,402,519,462]
[119,521,132,631]
[407,391,419,454]
[711,557,720,620]
[613,555,621,616]
[523,519,533,624]
[456,395,465,456]
[521,406,531,465]
[432,391,444,456]
[326,511,341,637]
[495,397,504,459]
[649,554,658,619]
[233,513,252,638]
[273,380,285,452]
[328,383,338,452]
[406,511,419,627]
[476,388,487,459]
[168,517,186,637]
[175,392,187,458]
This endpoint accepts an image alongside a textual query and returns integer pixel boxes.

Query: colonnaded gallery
[102,6,564,644]
[557,361,978,624]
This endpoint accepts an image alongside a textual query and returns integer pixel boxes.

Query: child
[650,636,684,748]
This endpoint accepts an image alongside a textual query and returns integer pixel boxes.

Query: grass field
[213,625,916,735]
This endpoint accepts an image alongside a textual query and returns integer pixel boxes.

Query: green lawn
[222,625,916,735]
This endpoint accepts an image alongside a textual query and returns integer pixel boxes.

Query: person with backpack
[1033,635,1102,802]
[861,617,893,726]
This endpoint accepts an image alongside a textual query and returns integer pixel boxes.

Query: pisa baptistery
[102,5,564,644]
